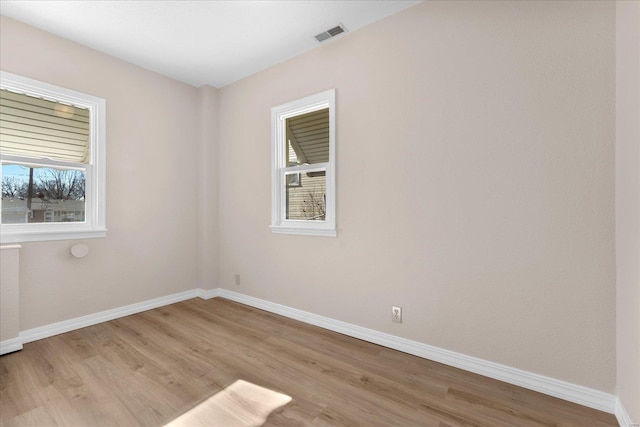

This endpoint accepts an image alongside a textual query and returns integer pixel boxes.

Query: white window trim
[0,71,106,243]
[270,89,336,237]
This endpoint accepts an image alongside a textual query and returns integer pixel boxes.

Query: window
[271,89,336,236]
[0,71,106,243]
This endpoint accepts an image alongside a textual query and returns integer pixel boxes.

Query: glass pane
[1,164,86,224]
[286,170,326,221]
[285,108,329,166]
[286,172,301,187]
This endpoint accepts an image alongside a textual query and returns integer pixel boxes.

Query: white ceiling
[0,0,422,88]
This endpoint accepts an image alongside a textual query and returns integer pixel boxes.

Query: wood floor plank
[3,406,59,427]
[0,298,618,427]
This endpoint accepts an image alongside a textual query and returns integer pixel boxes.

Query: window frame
[0,71,106,243]
[270,89,336,237]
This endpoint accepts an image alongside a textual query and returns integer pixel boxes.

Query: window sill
[270,225,336,237]
[0,228,107,244]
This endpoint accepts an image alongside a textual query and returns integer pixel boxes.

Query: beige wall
[0,16,202,329]
[218,0,616,392]
[616,0,640,422]
[0,0,623,399]
[197,85,220,289]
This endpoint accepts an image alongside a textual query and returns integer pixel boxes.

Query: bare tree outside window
[2,166,86,223]
[301,188,326,221]
[1,176,27,198]
[36,169,85,201]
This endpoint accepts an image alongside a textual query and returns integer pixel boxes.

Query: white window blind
[0,89,90,163]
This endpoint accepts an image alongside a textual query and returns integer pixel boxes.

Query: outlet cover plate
[392,306,402,323]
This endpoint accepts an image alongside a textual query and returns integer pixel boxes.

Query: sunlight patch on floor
[165,379,292,427]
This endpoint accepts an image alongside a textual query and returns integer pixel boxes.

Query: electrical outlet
[234,274,241,285]
[392,306,402,323]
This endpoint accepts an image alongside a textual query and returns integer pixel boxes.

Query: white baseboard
[198,288,220,300]
[2,286,622,420]
[1,288,220,355]
[217,288,617,415]
[18,289,200,346]
[616,397,636,427]
[0,336,23,355]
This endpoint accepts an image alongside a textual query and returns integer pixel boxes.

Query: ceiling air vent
[315,25,346,43]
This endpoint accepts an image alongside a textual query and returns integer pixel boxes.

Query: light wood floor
[0,298,618,427]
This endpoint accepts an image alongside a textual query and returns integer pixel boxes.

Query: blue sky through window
[3,165,54,182]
